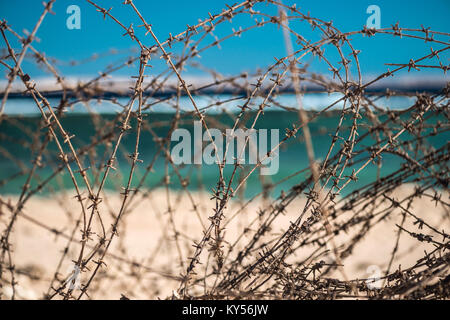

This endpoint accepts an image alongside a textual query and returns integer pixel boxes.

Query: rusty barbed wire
[0,0,448,300]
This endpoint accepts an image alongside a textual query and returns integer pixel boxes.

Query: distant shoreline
[2,75,448,100]
[2,84,446,100]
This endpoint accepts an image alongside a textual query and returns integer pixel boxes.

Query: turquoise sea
[0,94,447,198]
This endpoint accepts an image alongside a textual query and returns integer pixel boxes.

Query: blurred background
[1,0,449,78]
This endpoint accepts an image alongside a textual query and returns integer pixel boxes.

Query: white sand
[1,184,448,299]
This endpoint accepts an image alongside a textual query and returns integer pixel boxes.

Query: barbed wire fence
[0,0,448,299]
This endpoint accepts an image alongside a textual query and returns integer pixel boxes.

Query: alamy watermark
[366,5,381,29]
[170,121,280,175]
[66,5,81,30]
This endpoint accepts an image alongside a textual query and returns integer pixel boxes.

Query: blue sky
[1,0,449,80]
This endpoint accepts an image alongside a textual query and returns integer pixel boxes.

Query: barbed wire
[0,0,448,300]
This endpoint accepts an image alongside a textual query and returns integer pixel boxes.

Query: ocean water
[4,93,418,115]
[0,95,447,198]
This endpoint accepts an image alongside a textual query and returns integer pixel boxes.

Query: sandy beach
[1,183,447,299]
